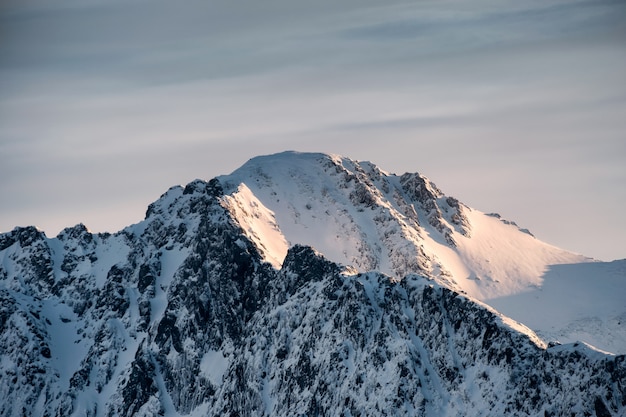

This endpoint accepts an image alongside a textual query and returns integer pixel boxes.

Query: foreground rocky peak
[0,151,624,417]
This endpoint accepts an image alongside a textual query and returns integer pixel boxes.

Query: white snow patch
[47,237,65,283]
[40,299,90,391]
[151,246,188,324]
[200,350,229,386]
[92,235,131,289]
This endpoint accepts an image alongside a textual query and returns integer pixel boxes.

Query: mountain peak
[219,151,583,297]
[1,151,624,417]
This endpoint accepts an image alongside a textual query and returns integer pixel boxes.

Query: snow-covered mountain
[1,151,624,417]
[219,152,624,353]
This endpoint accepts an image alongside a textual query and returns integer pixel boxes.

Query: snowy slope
[221,183,288,269]
[219,151,622,353]
[489,259,626,355]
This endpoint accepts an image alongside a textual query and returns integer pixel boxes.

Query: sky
[0,0,625,261]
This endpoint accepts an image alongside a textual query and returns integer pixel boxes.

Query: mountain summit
[1,151,624,417]
[220,152,587,297]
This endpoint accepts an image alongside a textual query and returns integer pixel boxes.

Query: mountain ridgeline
[1,152,624,416]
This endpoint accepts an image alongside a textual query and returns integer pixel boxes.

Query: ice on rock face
[0,151,624,417]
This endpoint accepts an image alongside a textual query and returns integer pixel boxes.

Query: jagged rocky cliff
[1,152,624,416]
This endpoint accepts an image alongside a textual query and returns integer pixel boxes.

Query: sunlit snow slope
[219,151,625,353]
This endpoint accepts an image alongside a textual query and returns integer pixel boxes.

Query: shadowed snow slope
[489,259,626,355]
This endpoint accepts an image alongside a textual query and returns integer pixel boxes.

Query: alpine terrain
[1,151,624,417]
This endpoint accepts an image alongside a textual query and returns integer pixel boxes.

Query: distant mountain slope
[0,152,624,417]
[489,259,626,355]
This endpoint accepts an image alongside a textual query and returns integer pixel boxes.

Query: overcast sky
[1,0,625,260]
